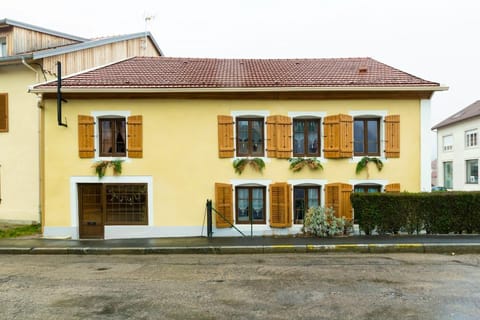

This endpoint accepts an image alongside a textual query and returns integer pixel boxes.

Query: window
[105,184,148,224]
[293,119,321,157]
[354,184,382,193]
[466,159,478,184]
[294,186,320,224]
[236,117,264,157]
[354,118,380,156]
[465,130,477,148]
[443,161,453,189]
[78,114,142,159]
[235,186,266,224]
[443,135,453,152]
[0,93,7,132]
[0,38,6,57]
[99,117,126,157]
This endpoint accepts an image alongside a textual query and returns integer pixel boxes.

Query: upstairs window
[293,118,321,157]
[465,130,477,148]
[236,117,264,157]
[99,117,126,157]
[354,118,380,156]
[443,135,453,152]
[0,38,6,57]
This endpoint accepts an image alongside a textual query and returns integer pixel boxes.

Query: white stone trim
[91,110,131,161]
[420,99,431,191]
[69,176,153,240]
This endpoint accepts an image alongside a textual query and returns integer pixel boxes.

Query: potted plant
[288,157,323,172]
[233,158,265,175]
[355,156,383,178]
[93,160,123,179]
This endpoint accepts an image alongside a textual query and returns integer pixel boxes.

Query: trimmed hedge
[351,192,480,235]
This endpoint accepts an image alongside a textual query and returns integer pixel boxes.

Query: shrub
[303,206,347,237]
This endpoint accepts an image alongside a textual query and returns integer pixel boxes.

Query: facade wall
[41,96,424,238]
[436,117,480,190]
[0,65,44,222]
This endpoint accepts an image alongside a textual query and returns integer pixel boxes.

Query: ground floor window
[354,184,382,193]
[443,161,453,189]
[293,186,321,224]
[466,159,478,184]
[235,186,266,224]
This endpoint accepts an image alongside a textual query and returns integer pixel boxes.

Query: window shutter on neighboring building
[215,183,233,228]
[127,115,143,158]
[385,115,400,158]
[385,183,401,192]
[0,93,8,132]
[325,183,353,221]
[78,115,95,158]
[323,114,353,158]
[269,182,292,228]
[217,115,235,158]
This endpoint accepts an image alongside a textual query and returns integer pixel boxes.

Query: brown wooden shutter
[269,183,292,228]
[275,116,292,159]
[325,183,353,221]
[78,115,95,158]
[215,183,233,228]
[0,93,8,132]
[324,114,352,158]
[218,115,234,158]
[127,115,143,158]
[266,115,277,158]
[385,115,400,158]
[385,183,401,192]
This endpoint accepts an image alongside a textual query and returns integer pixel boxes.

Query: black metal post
[56,61,67,127]
[206,200,213,238]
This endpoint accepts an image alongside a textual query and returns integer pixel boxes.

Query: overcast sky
[3,0,479,128]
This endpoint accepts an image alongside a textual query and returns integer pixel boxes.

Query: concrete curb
[1,243,480,254]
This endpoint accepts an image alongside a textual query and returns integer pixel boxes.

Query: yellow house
[31,56,446,239]
[0,18,163,224]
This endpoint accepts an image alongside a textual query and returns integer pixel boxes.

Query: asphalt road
[1,253,479,320]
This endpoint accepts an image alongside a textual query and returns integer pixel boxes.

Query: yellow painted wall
[0,65,43,222]
[42,97,421,227]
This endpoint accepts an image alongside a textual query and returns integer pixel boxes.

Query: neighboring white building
[433,100,480,190]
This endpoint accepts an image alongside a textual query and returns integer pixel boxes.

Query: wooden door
[78,183,104,239]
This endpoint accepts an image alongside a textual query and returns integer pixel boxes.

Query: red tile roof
[35,56,440,90]
[432,100,480,129]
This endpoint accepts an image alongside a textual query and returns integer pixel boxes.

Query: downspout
[22,57,39,82]
[56,61,68,127]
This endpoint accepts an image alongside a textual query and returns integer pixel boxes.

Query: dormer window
[0,38,6,57]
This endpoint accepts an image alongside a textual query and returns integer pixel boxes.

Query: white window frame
[289,112,326,160]
[349,110,387,162]
[443,135,453,152]
[465,129,478,148]
[92,111,131,161]
[465,159,478,184]
[231,110,270,161]
[288,179,327,225]
[0,37,6,57]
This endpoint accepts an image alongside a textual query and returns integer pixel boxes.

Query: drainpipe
[22,57,39,82]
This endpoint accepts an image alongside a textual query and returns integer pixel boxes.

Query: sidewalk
[2,234,480,254]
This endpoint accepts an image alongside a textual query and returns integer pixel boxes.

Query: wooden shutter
[215,183,233,228]
[269,183,292,228]
[266,115,277,158]
[385,115,400,158]
[217,115,234,158]
[0,93,8,132]
[325,183,353,221]
[275,116,292,159]
[385,183,401,193]
[127,115,143,158]
[324,114,352,158]
[78,115,95,158]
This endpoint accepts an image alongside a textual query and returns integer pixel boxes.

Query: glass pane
[293,120,305,154]
[237,120,249,155]
[354,120,364,153]
[100,120,113,154]
[114,119,126,153]
[307,120,319,155]
[251,188,264,221]
[466,160,478,184]
[444,162,453,189]
[367,120,378,154]
[251,120,263,156]
[237,188,249,221]
[294,188,305,223]
[307,188,319,208]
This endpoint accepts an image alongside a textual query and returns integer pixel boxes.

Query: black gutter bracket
[56,61,68,127]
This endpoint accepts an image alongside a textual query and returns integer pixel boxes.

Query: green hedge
[351,192,480,235]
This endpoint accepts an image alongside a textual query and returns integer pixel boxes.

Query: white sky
[3,0,479,128]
